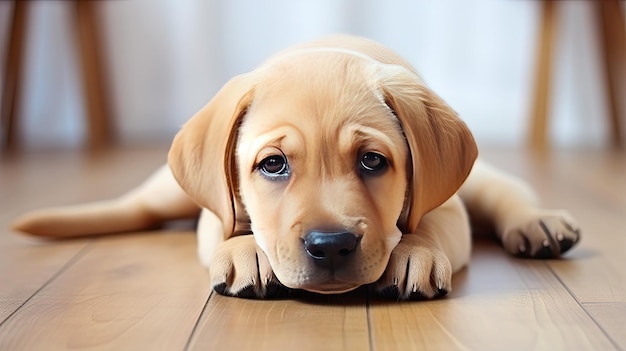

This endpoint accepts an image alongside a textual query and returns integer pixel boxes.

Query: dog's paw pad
[374,285,408,300]
[212,282,258,299]
[264,281,291,298]
[530,243,554,259]
[374,284,448,301]
[434,287,448,298]
[555,235,577,255]
[213,282,229,296]
[213,282,255,299]
[233,285,258,299]
[504,211,581,259]
[212,280,289,299]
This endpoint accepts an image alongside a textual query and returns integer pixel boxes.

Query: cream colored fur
[12,35,580,300]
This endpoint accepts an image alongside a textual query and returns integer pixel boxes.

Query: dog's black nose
[303,231,360,267]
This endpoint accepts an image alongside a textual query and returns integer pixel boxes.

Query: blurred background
[0,0,624,151]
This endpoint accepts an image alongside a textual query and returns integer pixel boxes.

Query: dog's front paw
[502,210,581,259]
[210,235,287,299]
[375,235,451,300]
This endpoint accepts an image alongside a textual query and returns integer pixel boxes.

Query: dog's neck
[233,218,253,236]
[232,189,252,236]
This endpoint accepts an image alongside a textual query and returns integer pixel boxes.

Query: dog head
[169,42,477,293]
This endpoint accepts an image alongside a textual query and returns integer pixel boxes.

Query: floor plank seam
[365,288,375,351]
[546,263,623,351]
[183,289,214,351]
[0,239,95,328]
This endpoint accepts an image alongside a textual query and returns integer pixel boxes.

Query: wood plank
[0,231,210,351]
[0,147,169,329]
[188,290,369,351]
[1,152,95,323]
[548,151,626,213]
[0,237,88,323]
[1,147,169,214]
[480,149,626,349]
[480,150,626,303]
[368,241,618,351]
[544,152,626,350]
[546,208,626,304]
[584,302,626,350]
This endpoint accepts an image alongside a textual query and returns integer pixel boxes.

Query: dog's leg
[459,160,580,258]
[196,209,226,268]
[376,195,471,300]
[12,165,200,237]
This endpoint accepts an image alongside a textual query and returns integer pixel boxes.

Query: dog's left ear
[378,65,478,233]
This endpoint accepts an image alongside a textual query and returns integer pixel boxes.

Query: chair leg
[596,0,625,149]
[528,1,558,152]
[1,1,29,152]
[75,0,114,150]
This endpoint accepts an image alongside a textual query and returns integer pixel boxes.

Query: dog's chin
[300,282,361,295]
[275,268,380,295]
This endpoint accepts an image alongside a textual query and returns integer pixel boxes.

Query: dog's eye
[359,152,388,174]
[258,154,290,178]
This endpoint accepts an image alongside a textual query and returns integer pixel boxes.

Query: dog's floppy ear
[168,74,255,239]
[378,65,478,233]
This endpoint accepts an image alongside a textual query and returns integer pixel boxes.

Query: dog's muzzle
[303,231,361,269]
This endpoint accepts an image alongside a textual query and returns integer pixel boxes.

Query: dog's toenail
[542,240,550,247]
[557,234,564,241]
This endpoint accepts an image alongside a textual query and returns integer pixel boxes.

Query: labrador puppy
[13,35,580,300]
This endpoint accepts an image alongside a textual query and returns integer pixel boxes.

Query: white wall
[1,0,619,149]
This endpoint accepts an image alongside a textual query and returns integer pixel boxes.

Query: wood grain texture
[481,150,626,304]
[0,146,624,350]
[368,243,618,351]
[188,291,369,351]
[0,232,210,351]
[0,237,88,323]
[584,303,626,349]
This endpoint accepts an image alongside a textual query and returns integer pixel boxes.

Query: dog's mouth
[274,260,374,294]
[300,281,361,294]
[282,261,377,294]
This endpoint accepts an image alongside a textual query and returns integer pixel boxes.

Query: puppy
[12,35,580,300]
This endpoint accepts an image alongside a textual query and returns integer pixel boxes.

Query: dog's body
[13,35,580,300]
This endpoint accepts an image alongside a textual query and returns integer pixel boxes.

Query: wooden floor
[0,145,624,351]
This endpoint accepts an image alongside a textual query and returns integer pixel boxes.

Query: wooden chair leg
[75,0,114,150]
[596,0,625,149]
[528,1,558,152]
[1,1,29,152]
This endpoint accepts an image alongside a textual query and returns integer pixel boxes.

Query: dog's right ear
[168,74,256,239]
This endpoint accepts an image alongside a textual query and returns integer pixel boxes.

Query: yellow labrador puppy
[13,35,580,300]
